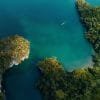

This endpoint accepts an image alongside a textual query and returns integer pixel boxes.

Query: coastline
[0,35,30,100]
[36,0,100,99]
[76,0,100,66]
[0,0,100,100]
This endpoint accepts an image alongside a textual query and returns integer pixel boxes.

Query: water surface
[87,0,100,6]
[0,0,95,100]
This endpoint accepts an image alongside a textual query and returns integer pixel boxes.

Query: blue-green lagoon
[0,0,99,100]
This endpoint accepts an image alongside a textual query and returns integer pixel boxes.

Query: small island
[0,35,30,99]
[36,0,100,100]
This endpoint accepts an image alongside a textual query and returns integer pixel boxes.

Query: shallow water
[0,0,98,100]
[87,0,100,6]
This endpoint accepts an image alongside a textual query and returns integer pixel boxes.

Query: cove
[0,0,94,100]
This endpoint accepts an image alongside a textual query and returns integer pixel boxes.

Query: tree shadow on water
[2,57,43,100]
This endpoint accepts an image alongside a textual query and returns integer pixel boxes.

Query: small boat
[60,21,66,26]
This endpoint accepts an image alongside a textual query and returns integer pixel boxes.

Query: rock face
[0,35,30,99]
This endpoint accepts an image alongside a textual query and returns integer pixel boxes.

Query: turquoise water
[0,0,99,100]
[87,0,100,6]
[0,0,93,69]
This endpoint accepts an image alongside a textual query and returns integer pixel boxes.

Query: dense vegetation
[36,0,100,100]
[0,35,30,100]
[0,35,30,74]
[37,57,100,100]
[0,0,100,100]
[0,92,4,100]
[76,0,100,66]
